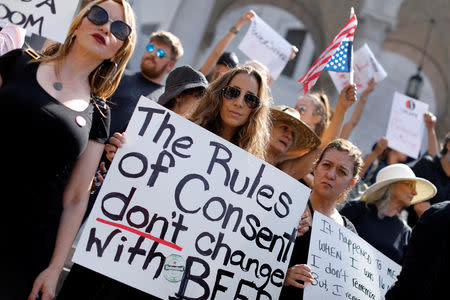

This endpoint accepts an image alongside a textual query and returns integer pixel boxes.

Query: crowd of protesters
[0,1,448,300]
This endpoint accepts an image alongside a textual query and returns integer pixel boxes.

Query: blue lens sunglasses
[146,43,166,58]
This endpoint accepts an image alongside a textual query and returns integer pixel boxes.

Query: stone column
[356,0,404,56]
[168,0,215,67]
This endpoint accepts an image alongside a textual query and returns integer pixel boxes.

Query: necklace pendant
[53,82,63,91]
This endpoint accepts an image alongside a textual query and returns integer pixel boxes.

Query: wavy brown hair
[188,65,272,160]
[38,0,136,99]
[316,138,364,202]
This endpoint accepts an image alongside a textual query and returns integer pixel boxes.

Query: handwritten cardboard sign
[73,96,311,299]
[238,14,292,80]
[386,92,429,159]
[328,43,387,94]
[0,0,79,43]
[304,212,401,300]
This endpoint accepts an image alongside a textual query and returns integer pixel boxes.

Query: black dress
[0,49,110,299]
[279,200,357,300]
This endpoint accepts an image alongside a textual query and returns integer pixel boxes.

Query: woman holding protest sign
[57,64,272,299]
[0,1,136,299]
[279,139,363,299]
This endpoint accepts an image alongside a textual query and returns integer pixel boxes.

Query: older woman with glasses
[339,163,437,264]
[0,1,136,299]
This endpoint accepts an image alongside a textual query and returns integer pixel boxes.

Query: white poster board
[386,92,429,159]
[328,43,387,94]
[0,0,80,43]
[73,96,311,299]
[238,14,292,80]
[304,212,401,300]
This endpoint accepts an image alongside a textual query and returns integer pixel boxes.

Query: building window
[282,28,306,77]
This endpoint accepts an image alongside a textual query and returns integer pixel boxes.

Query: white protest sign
[385,92,429,159]
[238,14,292,80]
[0,0,80,43]
[304,212,401,300]
[73,96,311,299]
[329,43,387,94]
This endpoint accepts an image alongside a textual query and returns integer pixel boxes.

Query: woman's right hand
[284,264,314,289]
[338,84,357,110]
[235,10,255,28]
[105,132,126,162]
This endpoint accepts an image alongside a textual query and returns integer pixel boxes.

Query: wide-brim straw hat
[270,105,321,154]
[361,163,437,205]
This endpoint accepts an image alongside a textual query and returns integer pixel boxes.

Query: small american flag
[324,41,352,72]
[298,13,357,94]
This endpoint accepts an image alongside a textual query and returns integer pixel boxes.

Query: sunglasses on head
[297,105,306,114]
[87,5,131,41]
[146,43,166,58]
[222,86,260,109]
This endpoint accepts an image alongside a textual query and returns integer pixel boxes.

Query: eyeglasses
[297,105,306,114]
[87,5,132,41]
[146,43,166,58]
[222,86,260,109]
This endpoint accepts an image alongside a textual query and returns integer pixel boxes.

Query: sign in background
[0,0,80,43]
[386,92,429,159]
[73,97,311,299]
[328,43,387,94]
[238,14,292,80]
[304,212,401,300]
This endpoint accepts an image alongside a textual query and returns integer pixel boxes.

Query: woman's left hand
[28,265,61,300]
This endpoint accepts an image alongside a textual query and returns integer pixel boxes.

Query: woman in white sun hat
[340,163,437,264]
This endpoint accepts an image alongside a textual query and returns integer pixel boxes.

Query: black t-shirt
[339,200,411,264]
[0,48,110,297]
[408,155,450,227]
[385,201,450,300]
[279,202,357,300]
[108,70,163,136]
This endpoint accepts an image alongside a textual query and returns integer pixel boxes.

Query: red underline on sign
[96,218,182,251]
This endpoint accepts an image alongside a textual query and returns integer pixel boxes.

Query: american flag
[298,13,357,94]
[324,41,352,72]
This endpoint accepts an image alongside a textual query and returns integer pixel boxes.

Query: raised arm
[199,10,254,76]
[424,112,438,157]
[279,84,357,180]
[360,137,387,178]
[28,140,105,300]
[340,78,375,139]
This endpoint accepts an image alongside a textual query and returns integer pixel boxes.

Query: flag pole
[349,7,355,85]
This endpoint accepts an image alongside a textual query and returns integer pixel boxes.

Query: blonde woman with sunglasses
[0,1,136,299]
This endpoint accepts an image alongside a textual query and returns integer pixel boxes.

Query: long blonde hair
[38,0,136,99]
[189,66,272,160]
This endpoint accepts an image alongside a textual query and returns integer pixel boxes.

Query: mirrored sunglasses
[146,43,166,58]
[297,105,306,114]
[87,4,132,41]
[222,86,260,109]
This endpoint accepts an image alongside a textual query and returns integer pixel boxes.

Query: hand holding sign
[386,92,429,159]
[238,13,293,80]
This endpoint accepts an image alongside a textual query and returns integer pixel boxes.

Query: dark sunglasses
[87,5,131,41]
[146,43,166,58]
[222,86,260,109]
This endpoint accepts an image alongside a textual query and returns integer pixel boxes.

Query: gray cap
[158,65,208,106]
